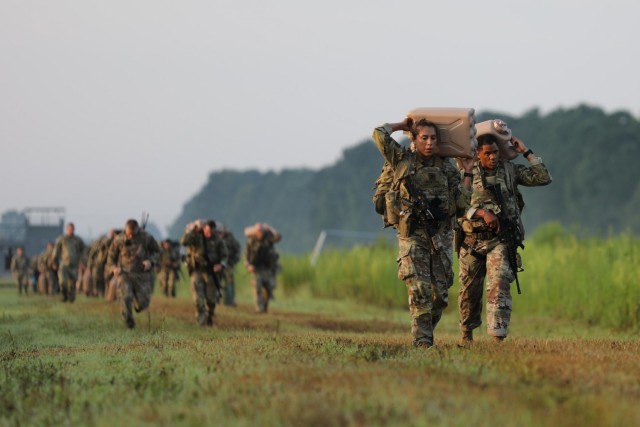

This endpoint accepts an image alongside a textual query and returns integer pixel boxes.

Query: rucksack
[372,161,394,217]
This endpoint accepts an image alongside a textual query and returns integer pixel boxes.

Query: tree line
[168,104,640,252]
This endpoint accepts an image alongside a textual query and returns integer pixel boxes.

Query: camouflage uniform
[458,158,551,339]
[181,228,228,326]
[30,255,40,293]
[51,234,86,302]
[107,230,160,328]
[245,229,281,313]
[158,241,181,297]
[220,231,241,306]
[10,252,30,295]
[37,245,58,296]
[373,124,471,347]
[372,141,413,227]
[86,238,107,297]
[94,235,113,298]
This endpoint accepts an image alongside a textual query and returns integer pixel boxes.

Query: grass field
[281,224,640,331]
[1,268,639,426]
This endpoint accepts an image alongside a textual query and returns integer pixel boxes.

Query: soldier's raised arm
[372,118,413,167]
[511,137,552,186]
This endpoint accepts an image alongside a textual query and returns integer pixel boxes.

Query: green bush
[281,225,640,330]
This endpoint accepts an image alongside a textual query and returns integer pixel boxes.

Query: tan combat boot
[458,330,473,348]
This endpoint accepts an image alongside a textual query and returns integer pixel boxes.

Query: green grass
[1,267,640,426]
[287,223,640,331]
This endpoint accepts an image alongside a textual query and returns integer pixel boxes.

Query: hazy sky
[1,0,638,238]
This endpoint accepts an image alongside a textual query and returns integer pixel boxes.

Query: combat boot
[414,339,433,349]
[125,316,135,329]
[412,314,434,348]
[493,335,506,343]
[461,330,473,343]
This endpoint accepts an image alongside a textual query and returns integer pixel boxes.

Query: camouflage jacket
[37,246,56,272]
[158,244,181,270]
[373,124,471,237]
[245,230,280,270]
[221,232,241,267]
[52,235,86,268]
[86,239,102,269]
[107,230,160,274]
[180,230,228,272]
[10,254,29,277]
[464,158,552,231]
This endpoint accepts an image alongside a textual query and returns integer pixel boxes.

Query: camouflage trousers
[458,236,515,338]
[14,274,29,295]
[91,265,106,297]
[58,265,80,302]
[397,233,454,347]
[37,270,57,296]
[80,266,94,297]
[158,268,177,297]
[190,270,219,326]
[222,266,236,306]
[252,268,276,313]
[117,271,153,328]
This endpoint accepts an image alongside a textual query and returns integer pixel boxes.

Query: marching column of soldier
[8,215,279,329]
[8,110,550,343]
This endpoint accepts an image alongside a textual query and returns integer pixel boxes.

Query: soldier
[458,132,551,343]
[158,239,181,297]
[107,219,160,329]
[37,242,58,296]
[10,247,30,295]
[180,220,227,326]
[104,230,122,302]
[218,224,241,307]
[30,254,40,294]
[244,223,281,314]
[372,118,474,348]
[51,223,86,303]
[87,230,115,298]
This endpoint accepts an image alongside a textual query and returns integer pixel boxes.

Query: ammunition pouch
[398,213,411,238]
[374,192,386,216]
[385,190,401,226]
[470,231,497,241]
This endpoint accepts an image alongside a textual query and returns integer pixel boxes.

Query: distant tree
[170,105,640,252]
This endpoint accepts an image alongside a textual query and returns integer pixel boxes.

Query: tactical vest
[465,161,525,234]
[246,237,277,269]
[58,235,83,266]
[385,154,452,237]
[114,232,152,272]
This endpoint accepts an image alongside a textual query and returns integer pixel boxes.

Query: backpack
[372,161,395,217]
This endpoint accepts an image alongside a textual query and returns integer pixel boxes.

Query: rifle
[484,182,524,294]
[141,212,149,230]
[401,170,448,253]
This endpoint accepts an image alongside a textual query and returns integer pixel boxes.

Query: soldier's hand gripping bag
[406,108,478,158]
[474,119,518,160]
